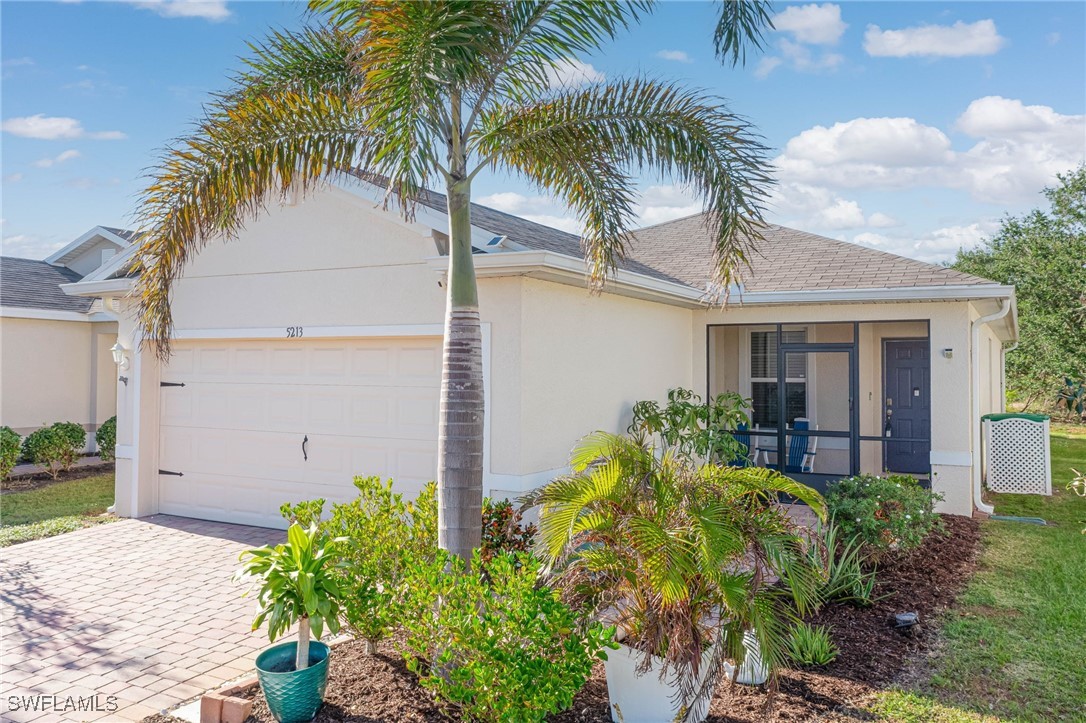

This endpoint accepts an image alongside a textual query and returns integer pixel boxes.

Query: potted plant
[530,433,825,723]
[236,523,344,723]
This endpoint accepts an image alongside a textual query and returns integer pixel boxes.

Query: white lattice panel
[983,417,1052,495]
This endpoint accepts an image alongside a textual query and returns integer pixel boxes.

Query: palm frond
[473,76,772,292]
[133,86,369,358]
[714,0,775,67]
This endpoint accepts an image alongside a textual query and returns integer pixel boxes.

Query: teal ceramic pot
[255,640,330,723]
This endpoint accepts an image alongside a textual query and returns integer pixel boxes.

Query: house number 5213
[286,326,304,338]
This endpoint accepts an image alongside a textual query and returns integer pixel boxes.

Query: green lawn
[872,431,1086,722]
[1,472,116,545]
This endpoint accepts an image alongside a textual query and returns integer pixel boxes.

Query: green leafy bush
[21,423,86,479]
[809,521,877,607]
[280,477,438,652]
[480,497,536,564]
[629,387,751,464]
[236,523,344,670]
[95,416,117,461]
[786,622,837,667]
[826,474,944,558]
[400,550,614,723]
[1,426,20,480]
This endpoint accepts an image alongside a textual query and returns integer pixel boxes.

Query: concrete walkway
[0,516,282,722]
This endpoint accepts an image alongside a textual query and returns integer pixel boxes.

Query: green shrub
[629,387,752,464]
[21,423,85,479]
[1,426,20,480]
[826,473,944,558]
[95,416,117,461]
[480,497,536,564]
[280,477,438,652]
[810,521,877,607]
[400,550,614,723]
[786,622,837,667]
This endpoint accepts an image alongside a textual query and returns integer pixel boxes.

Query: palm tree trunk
[437,177,484,561]
[296,616,310,671]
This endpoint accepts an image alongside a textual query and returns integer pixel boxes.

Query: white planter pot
[602,643,715,723]
[602,633,769,723]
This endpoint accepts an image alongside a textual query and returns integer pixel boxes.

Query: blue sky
[2,0,1084,264]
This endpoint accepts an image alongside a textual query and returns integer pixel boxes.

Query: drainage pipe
[971,298,1012,515]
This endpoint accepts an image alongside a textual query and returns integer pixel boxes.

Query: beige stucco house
[0,227,134,451]
[62,177,1016,528]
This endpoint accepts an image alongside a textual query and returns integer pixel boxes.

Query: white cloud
[1,233,67,258]
[1,114,126,140]
[754,57,784,79]
[755,39,844,78]
[65,176,121,190]
[3,173,24,183]
[546,59,604,88]
[33,149,81,168]
[2,57,34,67]
[768,182,871,231]
[775,100,1085,205]
[1046,32,1060,46]
[635,184,702,226]
[477,191,584,234]
[128,0,231,21]
[656,49,693,63]
[852,221,998,264]
[868,212,900,228]
[864,19,1005,58]
[772,3,847,45]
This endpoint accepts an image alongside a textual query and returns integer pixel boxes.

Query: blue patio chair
[729,423,751,467]
[766,419,817,474]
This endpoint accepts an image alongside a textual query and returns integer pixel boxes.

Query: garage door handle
[302,435,308,462]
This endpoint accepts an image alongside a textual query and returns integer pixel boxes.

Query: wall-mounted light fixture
[111,342,130,386]
[941,348,954,359]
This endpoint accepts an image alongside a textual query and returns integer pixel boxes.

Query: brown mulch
[1,461,115,492]
[142,515,980,723]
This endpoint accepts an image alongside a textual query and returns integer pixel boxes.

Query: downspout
[971,298,1011,515]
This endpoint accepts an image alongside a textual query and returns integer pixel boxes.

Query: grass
[873,430,1086,722]
[0,471,116,545]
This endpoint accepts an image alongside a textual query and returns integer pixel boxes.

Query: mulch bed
[143,515,980,723]
[1,461,114,492]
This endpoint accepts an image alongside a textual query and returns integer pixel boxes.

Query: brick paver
[1,516,281,722]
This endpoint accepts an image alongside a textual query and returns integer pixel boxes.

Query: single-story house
[0,227,135,451]
[61,177,1016,527]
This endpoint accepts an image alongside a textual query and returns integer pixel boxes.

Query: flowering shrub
[825,473,943,558]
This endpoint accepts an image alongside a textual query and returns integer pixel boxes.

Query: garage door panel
[159,337,442,527]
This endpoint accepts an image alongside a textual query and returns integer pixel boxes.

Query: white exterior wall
[0,316,117,449]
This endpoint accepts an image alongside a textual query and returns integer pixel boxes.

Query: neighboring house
[64,178,1016,527]
[0,226,134,451]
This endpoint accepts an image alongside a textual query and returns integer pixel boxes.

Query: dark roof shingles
[0,257,93,312]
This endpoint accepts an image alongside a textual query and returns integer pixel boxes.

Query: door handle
[302,434,309,462]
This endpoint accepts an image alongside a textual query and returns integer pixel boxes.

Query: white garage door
[158,337,441,528]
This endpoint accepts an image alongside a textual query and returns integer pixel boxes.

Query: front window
[750,329,807,427]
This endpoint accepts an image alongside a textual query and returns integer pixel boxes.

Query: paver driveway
[1,515,282,722]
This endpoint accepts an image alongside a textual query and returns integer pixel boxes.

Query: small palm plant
[529,432,825,711]
[236,523,345,670]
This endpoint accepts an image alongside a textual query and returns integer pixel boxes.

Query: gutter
[971,298,1013,515]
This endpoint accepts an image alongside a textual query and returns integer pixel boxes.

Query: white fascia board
[60,277,135,297]
[427,250,710,308]
[0,306,96,322]
[44,226,130,266]
[734,284,1017,306]
[332,176,500,250]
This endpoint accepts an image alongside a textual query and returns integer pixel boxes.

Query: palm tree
[133,0,774,561]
